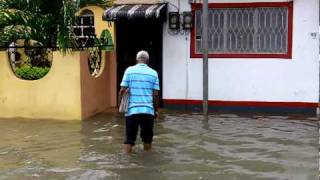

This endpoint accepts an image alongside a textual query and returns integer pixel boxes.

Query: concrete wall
[104,51,118,108]
[0,50,117,120]
[0,51,82,120]
[80,51,117,119]
[163,0,319,107]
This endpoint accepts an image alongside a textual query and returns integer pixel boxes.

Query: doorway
[116,19,163,106]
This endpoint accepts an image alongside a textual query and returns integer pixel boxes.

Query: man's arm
[118,87,128,106]
[153,90,159,113]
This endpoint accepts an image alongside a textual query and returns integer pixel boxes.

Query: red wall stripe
[163,99,319,108]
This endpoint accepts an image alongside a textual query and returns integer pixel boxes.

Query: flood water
[0,111,318,180]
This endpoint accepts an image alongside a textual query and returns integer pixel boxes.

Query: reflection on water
[0,112,317,180]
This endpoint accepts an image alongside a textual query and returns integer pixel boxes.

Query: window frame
[74,9,96,47]
[190,2,293,59]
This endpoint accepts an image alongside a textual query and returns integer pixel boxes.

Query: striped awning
[103,3,167,21]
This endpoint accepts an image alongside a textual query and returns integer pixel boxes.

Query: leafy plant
[15,65,50,80]
[96,29,114,51]
[0,0,113,53]
[79,0,113,8]
[24,47,52,67]
[0,0,58,48]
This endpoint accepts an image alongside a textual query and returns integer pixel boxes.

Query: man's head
[136,50,149,64]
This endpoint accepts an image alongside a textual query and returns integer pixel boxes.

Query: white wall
[163,0,320,103]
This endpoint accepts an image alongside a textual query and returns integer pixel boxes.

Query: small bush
[15,66,50,80]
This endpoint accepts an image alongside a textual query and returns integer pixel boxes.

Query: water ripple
[0,112,317,179]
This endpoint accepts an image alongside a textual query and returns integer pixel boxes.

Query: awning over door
[103,3,167,21]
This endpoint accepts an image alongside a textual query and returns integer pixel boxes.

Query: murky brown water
[0,111,318,180]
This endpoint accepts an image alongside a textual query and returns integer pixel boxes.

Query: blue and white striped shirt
[120,63,160,117]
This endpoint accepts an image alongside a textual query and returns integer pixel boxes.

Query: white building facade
[162,0,320,114]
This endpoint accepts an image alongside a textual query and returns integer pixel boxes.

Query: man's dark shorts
[124,114,154,146]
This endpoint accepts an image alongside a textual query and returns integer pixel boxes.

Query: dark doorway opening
[116,20,163,106]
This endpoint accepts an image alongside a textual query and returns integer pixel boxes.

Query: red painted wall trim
[163,99,319,108]
[190,2,293,59]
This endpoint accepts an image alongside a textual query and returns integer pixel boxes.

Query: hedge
[15,66,50,80]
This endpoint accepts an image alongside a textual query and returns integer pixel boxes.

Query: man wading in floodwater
[118,50,160,153]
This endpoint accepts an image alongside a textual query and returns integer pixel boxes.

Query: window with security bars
[192,3,293,58]
[74,10,96,47]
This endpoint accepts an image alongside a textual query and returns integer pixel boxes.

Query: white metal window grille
[74,12,96,47]
[195,7,289,54]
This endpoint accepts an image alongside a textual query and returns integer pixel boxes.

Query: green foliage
[0,0,58,47]
[0,0,113,53]
[24,47,52,67]
[97,29,114,51]
[15,65,50,80]
[79,0,113,8]
[57,0,78,54]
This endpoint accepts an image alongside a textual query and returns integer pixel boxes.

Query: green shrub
[15,66,50,80]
